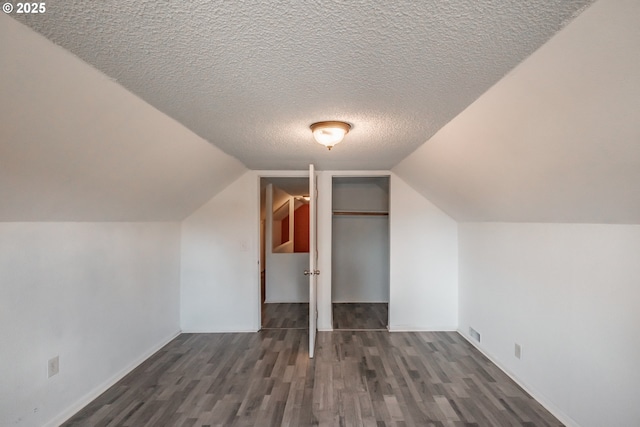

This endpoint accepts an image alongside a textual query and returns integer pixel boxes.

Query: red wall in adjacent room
[281,215,289,245]
[294,204,310,253]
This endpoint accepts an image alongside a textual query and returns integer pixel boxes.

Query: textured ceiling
[0,14,246,221]
[393,0,640,224]
[12,0,593,170]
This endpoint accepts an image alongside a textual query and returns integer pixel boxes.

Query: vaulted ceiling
[3,0,639,223]
[0,14,245,221]
[394,0,640,223]
[12,0,593,170]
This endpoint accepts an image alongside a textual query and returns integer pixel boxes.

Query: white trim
[332,300,390,304]
[181,329,259,333]
[256,171,312,333]
[388,327,457,332]
[264,300,310,304]
[257,170,393,335]
[324,170,391,177]
[458,331,580,427]
[45,330,181,427]
[324,171,392,331]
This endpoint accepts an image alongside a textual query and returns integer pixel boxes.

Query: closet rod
[333,211,388,216]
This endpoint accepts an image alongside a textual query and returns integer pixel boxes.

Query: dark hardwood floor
[332,302,388,330]
[62,330,562,426]
[261,303,309,329]
[262,302,388,331]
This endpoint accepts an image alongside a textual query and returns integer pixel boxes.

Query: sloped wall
[0,14,245,222]
[392,0,640,224]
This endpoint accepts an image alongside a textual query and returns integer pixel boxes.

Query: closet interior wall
[331,177,390,303]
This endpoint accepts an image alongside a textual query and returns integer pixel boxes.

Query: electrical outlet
[48,356,59,378]
[515,343,522,359]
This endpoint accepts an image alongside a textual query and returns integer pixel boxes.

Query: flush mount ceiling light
[310,121,351,150]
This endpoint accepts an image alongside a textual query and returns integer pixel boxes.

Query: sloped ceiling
[6,0,637,224]
[11,0,593,170]
[0,14,246,221]
[393,0,640,224]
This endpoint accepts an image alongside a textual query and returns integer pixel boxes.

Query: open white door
[306,164,318,358]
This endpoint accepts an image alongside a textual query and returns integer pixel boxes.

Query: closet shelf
[332,211,389,216]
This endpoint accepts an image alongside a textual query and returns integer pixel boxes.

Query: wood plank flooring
[262,303,388,330]
[62,331,562,426]
[332,303,388,330]
[262,303,309,329]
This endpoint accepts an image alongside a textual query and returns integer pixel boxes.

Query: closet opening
[331,176,390,330]
[260,177,310,330]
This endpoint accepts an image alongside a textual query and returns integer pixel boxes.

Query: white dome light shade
[310,121,351,150]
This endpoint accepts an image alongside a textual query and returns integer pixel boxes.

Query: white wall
[180,171,260,332]
[332,178,389,303]
[332,216,389,302]
[458,223,640,427]
[0,222,181,427]
[389,174,458,330]
[265,254,309,303]
[180,170,459,333]
[315,171,458,330]
[332,178,389,212]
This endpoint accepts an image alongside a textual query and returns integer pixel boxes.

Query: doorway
[331,176,390,330]
[260,177,310,330]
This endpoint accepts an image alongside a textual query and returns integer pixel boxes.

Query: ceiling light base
[310,121,351,150]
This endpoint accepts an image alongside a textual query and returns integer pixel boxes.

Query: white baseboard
[388,326,457,332]
[181,328,258,333]
[331,300,390,304]
[458,331,579,427]
[263,300,309,304]
[45,330,181,427]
